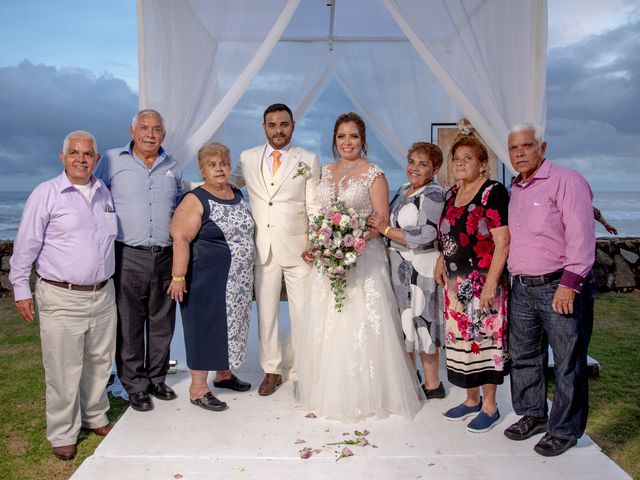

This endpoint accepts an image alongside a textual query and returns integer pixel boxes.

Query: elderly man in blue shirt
[96,109,185,412]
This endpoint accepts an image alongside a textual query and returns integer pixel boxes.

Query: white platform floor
[72,305,630,480]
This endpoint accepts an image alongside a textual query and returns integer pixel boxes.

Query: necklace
[338,160,360,173]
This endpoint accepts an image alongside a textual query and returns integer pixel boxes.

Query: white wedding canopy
[137,0,547,172]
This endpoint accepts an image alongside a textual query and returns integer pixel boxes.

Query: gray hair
[131,109,165,131]
[62,130,98,154]
[509,122,545,145]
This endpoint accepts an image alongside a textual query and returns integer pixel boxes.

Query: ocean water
[592,191,640,238]
[0,191,27,241]
[0,190,639,240]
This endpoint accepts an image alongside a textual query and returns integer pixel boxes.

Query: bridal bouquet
[308,200,370,311]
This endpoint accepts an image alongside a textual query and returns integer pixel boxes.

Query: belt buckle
[518,275,528,287]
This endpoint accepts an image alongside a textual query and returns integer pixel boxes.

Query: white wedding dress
[295,164,424,422]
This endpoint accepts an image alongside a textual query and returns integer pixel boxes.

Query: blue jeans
[509,273,594,440]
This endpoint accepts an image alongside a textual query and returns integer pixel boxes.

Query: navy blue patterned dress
[180,186,255,371]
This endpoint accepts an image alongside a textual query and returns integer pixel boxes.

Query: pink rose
[342,234,355,247]
[331,212,342,225]
[353,238,366,253]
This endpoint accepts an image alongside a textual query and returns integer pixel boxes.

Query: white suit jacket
[232,144,321,266]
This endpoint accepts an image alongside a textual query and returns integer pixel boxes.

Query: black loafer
[422,381,446,399]
[504,415,548,441]
[129,391,154,412]
[213,374,251,392]
[190,392,228,411]
[534,433,577,457]
[148,382,177,401]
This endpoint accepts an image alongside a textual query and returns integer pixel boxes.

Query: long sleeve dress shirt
[94,142,185,247]
[9,173,117,301]
[507,160,595,292]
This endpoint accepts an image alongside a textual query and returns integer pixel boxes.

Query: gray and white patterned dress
[388,180,445,354]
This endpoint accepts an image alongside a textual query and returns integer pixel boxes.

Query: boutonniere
[293,161,311,179]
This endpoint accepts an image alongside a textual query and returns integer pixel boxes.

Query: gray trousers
[36,279,116,447]
[114,243,176,394]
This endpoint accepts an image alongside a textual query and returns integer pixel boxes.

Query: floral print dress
[439,180,509,388]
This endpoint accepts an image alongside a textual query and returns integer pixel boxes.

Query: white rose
[344,252,357,265]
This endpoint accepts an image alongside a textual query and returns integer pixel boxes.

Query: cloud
[547,0,640,48]
[545,17,640,191]
[0,60,137,190]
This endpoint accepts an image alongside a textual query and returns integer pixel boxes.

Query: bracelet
[383,226,391,236]
[172,276,185,282]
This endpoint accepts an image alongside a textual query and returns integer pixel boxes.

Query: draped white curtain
[216,41,334,145]
[138,0,547,172]
[384,0,547,164]
[333,41,454,164]
[137,0,301,165]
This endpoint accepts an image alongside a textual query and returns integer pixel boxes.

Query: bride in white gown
[295,112,424,422]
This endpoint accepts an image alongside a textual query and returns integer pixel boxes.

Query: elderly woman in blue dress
[168,143,255,412]
[369,142,446,399]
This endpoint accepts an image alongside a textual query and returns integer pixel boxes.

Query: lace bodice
[316,164,383,217]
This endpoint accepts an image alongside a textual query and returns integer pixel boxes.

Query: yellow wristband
[172,276,185,282]
[383,226,391,236]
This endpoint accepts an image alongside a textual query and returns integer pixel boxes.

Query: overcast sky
[0,0,638,191]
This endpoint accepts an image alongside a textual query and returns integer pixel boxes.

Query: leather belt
[40,277,109,292]
[117,242,171,253]
[515,269,563,287]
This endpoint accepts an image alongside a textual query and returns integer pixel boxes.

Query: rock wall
[0,241,15,297]
[1,239,639,298]
[594,238,640,293]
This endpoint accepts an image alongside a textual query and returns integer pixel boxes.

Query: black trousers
[114,243,176,394]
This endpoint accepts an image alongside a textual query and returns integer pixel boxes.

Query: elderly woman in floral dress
[435,135,510,433]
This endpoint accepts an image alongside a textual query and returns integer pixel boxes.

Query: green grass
[0,292,638,479]
[0,296,128,480]
[588,291,640,479]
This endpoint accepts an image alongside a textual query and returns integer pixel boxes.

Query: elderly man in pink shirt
[503,122,595,457]
[9,131,118,461]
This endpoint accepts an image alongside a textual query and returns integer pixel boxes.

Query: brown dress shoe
[91,423,113,436]
[258,373,283,396]
[52,444,77,461]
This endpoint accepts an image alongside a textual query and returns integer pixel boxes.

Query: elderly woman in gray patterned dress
[168,143,255,412]
[369,142,446,399]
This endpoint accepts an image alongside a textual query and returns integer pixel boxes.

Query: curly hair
[197,142,231,176]
[407,142,443,171]
[451,135,488,165]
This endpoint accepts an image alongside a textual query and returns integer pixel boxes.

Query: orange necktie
[271,150,282,175]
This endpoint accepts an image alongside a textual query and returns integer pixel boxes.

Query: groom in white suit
[231,103,320,396]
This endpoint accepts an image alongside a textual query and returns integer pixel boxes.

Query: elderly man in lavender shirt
[503,122,595,457]
[9,131,118,461]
